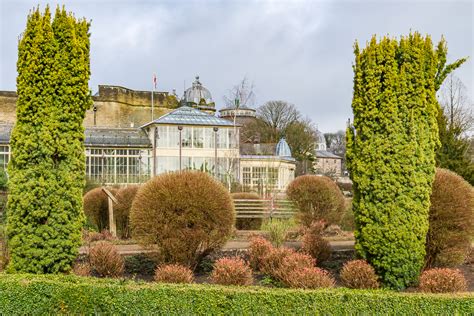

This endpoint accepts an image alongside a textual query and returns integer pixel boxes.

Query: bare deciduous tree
[223,77,256,108]
[256,101,300,142]
[324,130,346,157]
[439,74,473,135]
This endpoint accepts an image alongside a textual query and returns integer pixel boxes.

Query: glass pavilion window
[242,166,281,190]
[154,126,238,149]
[0,146,9,170]
[86,148,151,184]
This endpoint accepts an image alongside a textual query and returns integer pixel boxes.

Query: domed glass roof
[275,137,292,157]
[184,76,213,105]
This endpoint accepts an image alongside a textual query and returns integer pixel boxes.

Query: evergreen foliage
[436,105,473,185]
[1,274,472,314]
[6,6,91,273]
[346,33,440,289]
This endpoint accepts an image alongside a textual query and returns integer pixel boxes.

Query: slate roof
[240,155,295,162]
[142,106,236,127]
[316,150,342,159]
[85,128,151,148]
[0,124,151,148]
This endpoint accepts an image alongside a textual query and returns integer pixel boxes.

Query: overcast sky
[1,0,472,132]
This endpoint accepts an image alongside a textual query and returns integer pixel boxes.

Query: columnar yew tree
[346,33,440,289]
[7,7,91,273]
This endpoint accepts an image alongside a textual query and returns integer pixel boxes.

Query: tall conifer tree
[346,33,440,289]
[7,6,91,273]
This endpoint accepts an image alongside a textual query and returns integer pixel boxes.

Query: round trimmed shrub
[232,192,263,230]
[425,168,474,268]
[418,268,467,293]
[248,236,273,271]
[282,267,335,289]
[154,264,194,284]
[274,252,315,283]
[83,187,117,232]
[211,257,254,286]
[130,171,235,268]
[260,247,295,277]
[115,185,140,239]
[340,260,379,289]
[89,241,124,278]
[286,175,345,227]
[301,221,331,264]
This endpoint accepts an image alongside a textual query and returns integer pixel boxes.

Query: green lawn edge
[0,273,472,315]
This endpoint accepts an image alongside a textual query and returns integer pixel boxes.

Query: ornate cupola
[275,137,292,158]
[182,76,216,114]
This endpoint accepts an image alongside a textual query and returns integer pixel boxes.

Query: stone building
[314,131,343,176]
[0,76,296,192]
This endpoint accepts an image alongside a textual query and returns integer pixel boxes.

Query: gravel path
[79,240,355,255]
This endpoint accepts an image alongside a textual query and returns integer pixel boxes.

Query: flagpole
[151,78,154,121]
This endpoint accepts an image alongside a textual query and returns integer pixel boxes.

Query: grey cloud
[1,0,472,133]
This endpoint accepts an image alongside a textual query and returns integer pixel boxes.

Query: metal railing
[233,199,296,219]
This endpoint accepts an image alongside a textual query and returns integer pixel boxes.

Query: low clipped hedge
[0,274,472,314]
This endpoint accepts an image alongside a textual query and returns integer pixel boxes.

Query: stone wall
[0,91,17,125]
[0,85,176,128]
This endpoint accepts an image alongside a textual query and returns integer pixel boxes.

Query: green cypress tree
[6,6,91,273]
[346,33,440,289]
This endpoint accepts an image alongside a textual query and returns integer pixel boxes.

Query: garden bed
[0,274,472,315]
[83,248,473,292]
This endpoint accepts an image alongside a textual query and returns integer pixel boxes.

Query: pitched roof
[316,150,342,159]
[141,106,236,127]
[0,124,151,148]
[85,128,151,148]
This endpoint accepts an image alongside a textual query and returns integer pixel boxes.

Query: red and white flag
[153,74,157,90]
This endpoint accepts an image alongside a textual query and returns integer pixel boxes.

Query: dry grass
[89,241,124,278]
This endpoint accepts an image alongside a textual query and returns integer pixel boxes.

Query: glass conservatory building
[0,77,296,192]
[141,106,240,184]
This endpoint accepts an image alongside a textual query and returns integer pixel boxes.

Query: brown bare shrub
[154,264,194,284]
[418,268,467,293]
[274,252,315,282]
[248,236,273,271]
[282,267,335,289]
[83,229,116,243]
[130,171,234,268]
[210,257,254,286]
[286,175,345,227]
[260,247,295,277]
[425,168,474,268]
[89,241,124,278]
[301,221,331,264]
[72,262,91,277]
[83,187,117,232]
[340,260,379,289]
[232,192,263,230]
[115,185,140,239]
